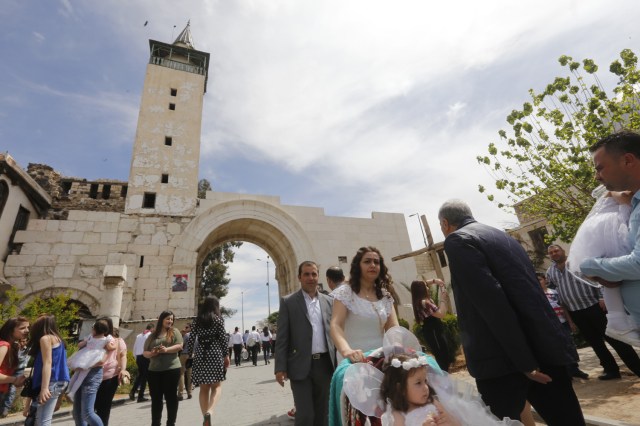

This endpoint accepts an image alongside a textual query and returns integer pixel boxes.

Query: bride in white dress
[329,246,400,425]
[330,246,399,363]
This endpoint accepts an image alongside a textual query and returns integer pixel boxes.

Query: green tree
[201,241,243,317]
[198,178,212,199]
[266,311,279,326]
[19,290,80,339]
[478,49,640,242]
[0,287,23,321]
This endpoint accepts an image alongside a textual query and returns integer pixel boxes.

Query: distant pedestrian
[177,323,193,401]
[143,311,183,426]
[230,327,243,366]
[130,323,153,402]
[247,326,261,366]
[186,297,229,426]
[260,326,272,365]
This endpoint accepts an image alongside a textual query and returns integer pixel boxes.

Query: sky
[2,0,640,329]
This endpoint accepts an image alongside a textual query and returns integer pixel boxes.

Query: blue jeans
[35,380,68,426]
[72,367,104,426]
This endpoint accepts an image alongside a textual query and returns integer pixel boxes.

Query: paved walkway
[1,345,638,425]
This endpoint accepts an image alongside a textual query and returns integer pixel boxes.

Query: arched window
[0,180,8,219]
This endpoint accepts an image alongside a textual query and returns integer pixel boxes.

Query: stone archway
[172,199,316,307]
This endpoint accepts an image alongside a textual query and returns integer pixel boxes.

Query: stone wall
[26,164,127,220]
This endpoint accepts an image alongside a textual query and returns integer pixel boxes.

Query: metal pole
[241,291,244,332]
[266,256,271,318]
[409,213,428,247]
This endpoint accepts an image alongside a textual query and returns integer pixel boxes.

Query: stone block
[129,244,159,256]
[144,217,161,223]
[70,245,90,255]
[54,264,75,278]
[117,233,132,244]
[104,264,127,279]
[62,232,84,244]
[159,246,175,256]
[140,224,155,235]
[57,255,77,264]
[105,212,121,222]
[94,221,113,233]
[45,220,60,232]
[9,277,26,288]
[89,244,109,256]
[100,233,118,244]
[79,256,108,266]
[149,266,169,279]
[151,232,168,246]
[134,235,151,245]
[136,278,158,290]
[82,233,100,244]
[6,255,36,267]
[67,211,88,221]
[21,243,51,255]
[166,223,181,235]
[27,220,47,231]
[59,221,77,232]
[4,266,25,277]
[75,221,95,232]
[137,266,149,278]
[145,256,173,266]
[78,267,101,278]
[51,244,72,255]
[35,255,57,267]
[87,212,107,222]
[118,219,138,232]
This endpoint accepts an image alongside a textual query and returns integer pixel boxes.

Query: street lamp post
[409,213,428,247]
[257,256,271,318]
[241,291,244,332]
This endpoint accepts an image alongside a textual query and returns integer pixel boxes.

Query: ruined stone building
[3,23,418,327]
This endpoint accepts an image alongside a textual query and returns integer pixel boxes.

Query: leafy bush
[397,318,410,330]
[126,350,138,378]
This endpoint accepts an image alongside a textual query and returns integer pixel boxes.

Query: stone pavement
[0,345,637,426]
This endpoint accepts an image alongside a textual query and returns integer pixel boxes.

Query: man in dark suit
[275,261,336,426]
[439,199,585,425]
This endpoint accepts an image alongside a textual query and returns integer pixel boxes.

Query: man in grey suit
[275,261,336,426]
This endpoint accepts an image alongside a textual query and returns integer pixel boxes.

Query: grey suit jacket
[274,289,336,380]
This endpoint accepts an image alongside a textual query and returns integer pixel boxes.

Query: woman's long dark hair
[151,311,175,342]
[263,326,269,337]
[196,297,221,328]
[348,246,393,300]
[0,316,28,368]
[410,281,432,322]
[28,314,64,357]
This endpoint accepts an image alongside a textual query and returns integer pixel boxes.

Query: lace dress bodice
[331,284,394,362]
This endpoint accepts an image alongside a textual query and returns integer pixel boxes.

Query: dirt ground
[449,346,640,425]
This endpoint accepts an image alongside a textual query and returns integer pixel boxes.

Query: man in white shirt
[275,261,336,426]
[325,266,345,291]
[247,326,262,366]
[230,327,244,367]
[130,323,154,402]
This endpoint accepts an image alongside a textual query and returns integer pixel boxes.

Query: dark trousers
[95,376,119,425]
[571,303,640,375]
[233,344,243,366]
[132,355,150,399]
[250,345,259,365]
[476,365,585,425]
[147,368,181,426]
[290,353,333,426]
[421,316,452,372]
[262,341,271,363]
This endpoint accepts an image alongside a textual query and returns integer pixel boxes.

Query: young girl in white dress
[66,320,115,400]
[568,186,640,345]
[342,327,522,426]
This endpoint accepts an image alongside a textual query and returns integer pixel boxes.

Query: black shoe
[571,370,589,379]
[129,390,136,401]
[177,395,183,401]
[598,372,621,380]
[137,397,150,402]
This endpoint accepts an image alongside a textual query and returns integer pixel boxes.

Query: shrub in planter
[412,314,461,363]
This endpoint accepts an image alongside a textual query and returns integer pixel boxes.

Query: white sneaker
[606,327,640,347]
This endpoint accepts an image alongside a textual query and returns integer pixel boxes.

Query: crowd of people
[2,131,640,426]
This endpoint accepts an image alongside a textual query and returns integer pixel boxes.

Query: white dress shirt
[303,291,328,354]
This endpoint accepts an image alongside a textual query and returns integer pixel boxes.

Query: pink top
[102,337,127,380]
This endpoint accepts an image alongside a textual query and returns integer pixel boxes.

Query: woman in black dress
[411,279,453,372]
[186,297,229,426]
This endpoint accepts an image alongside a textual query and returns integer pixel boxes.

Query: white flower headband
[390,355,429,370]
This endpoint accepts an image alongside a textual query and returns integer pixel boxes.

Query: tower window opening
[169,103,176,110]
[140,256,145,267]
[142,192,156,209]
[89,184,98,199]
[102,184,111,199]
[61,181,72,195]
[120,185,128,197]
[170,88,177,96]
[165,136,173,146]
[161,174,169,184]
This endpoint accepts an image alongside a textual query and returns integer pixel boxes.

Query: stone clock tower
[125,22,210,216]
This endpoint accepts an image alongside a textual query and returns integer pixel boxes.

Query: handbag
[20,369,37,399]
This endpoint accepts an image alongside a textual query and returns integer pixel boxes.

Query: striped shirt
[546,263,602,312]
